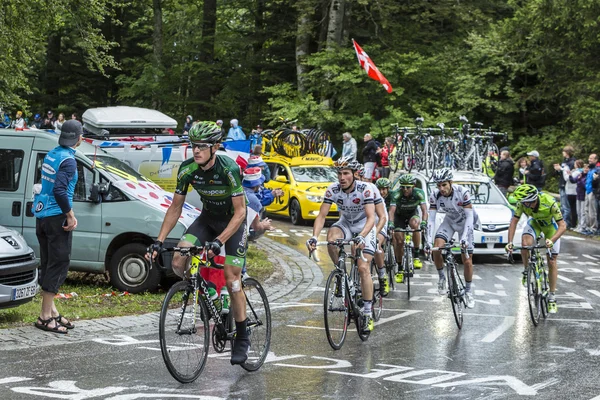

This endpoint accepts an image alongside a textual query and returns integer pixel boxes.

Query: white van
[0,129,199,293]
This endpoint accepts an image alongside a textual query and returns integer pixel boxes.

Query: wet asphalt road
[1,218,600,399]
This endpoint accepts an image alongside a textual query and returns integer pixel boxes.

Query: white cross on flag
[352,39,392,93]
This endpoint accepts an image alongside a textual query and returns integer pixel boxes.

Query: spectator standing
[494,148,515,196]
[525,150,545,191]
[54,113,66,133]
[12,111,25,129]
[569,160,586,232]
[341,132,357,161]
[362,133,378,182]
[71,113,78,121]
[182,115,193,135]
[242,167,274,241]
[32,114,43,129]
[32,120,83,334]
[250,125,263,149]
[227,119,246,141]
[377,137,393,178]
[41,111,55,129]
[554,146,576,228]
[584,154,600,234]
[252,144,263,156]
[517,157,529,184]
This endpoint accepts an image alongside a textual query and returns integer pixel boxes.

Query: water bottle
[220,286,230,314]
[207,287,222,314]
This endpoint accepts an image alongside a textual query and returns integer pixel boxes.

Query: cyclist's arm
[419,203,428,225]
[216,195,246,244]
[375,202,386,233]
[550,219,567,244]
[388,205,396,224]
[156,193,186,243]
[312,201,332,238]
[507,216,520,244]
[461,204,474,242]
[359,203,376,237]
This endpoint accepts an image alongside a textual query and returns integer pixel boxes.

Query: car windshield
[91,155,151,182]
[291,166,338,183]
[427,181,505,205]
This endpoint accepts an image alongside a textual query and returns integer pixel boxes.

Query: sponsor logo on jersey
[364,190,371,198]
[199,189,228,196]
[41,163,56,175]
[353,198,361,204]
[440,202,445,207]
[336,199,344,205]
[325,190,332,198]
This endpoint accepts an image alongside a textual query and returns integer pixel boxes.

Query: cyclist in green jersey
[506,184,567,314]
[387,174,428,282]
[146,121,251,364]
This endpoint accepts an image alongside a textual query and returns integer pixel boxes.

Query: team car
[263,154,339,225]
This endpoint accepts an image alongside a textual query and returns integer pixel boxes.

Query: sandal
[34,317,68,334]
[54,314,75,329]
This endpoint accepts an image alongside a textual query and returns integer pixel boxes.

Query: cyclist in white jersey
[427,168,478,309]
[356,165,390,296]
[307,157,377,334]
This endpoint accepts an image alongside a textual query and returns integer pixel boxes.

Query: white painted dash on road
[588,290,600,298]
[495,275,508,281]
[481,316,515,343]
[557,275,575,283]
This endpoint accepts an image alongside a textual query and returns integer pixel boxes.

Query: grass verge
[0,244,275,329]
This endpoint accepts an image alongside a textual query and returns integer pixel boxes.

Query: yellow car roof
[262,153,334,166]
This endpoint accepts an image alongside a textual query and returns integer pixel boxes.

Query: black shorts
[394,211,419,229]
[36,214,72,294]
[182,212,247,268]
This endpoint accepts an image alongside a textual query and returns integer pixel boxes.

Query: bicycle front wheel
[449,267,464,329]
[385,242,396,291]
[527,264,541,326]
[324,269,349,350]
[541,268,549,319]
[159,280,209,383]
[240,277,271,371]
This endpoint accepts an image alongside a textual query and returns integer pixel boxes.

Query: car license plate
[12,284,37,301]
[482,236,501,244]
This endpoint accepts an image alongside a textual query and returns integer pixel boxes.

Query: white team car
[403,170,525,256]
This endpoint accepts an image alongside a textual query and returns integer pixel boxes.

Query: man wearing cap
[494,147,514,196]
[11,111,25,129]
[250,124,263,149]
[32,120,83,334]
[227,119,246,141]
[525,150,546,191]
[41,110,56,129]
[243,167,274,240]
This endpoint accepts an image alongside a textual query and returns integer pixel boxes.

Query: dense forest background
[2,0,600,179]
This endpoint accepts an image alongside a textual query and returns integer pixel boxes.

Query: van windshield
[92,155,151,183]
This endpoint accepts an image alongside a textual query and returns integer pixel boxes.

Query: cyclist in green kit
[506,184,567,314]
[146,121,251,365]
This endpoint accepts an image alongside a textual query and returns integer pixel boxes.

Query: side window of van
[0,150,24,191]
[34,154,94,202]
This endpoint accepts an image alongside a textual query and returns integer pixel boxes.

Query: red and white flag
[352,39,392,93]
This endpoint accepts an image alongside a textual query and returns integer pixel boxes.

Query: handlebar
[307,239,368,263]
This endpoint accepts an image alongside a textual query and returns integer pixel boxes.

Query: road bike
[393,228,422,299]
[382,233,396,291]
[157,246,271,383]
[431,241,467,329]
[510,244,550,326]
[309,238,375,350]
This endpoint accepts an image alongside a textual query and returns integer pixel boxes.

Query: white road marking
[0,377,33,384]
[480,316,515,343]
[494,283,505,289]
[588,290,600,298]
[286,324,330,331]
[495,275,508,281]
[562,236,585,241]
[374,310,422,326]
[557,275,575,283]
[583,254,600,260]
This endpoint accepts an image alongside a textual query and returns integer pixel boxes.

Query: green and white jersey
[175,155,245,215]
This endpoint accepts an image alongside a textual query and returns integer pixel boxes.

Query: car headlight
[306,195,323,203]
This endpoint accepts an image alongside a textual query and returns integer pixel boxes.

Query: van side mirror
[275,175,289,184]
[89,182,110,204]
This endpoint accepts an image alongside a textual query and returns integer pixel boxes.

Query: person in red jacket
[377,137,394,179]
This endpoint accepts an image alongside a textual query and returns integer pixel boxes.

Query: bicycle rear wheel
[449,267,464,329]
[403,251,412,299]
[541,268,549,319]
[239,277,271,371]
[385,242,395,291]
[527,264,541,326]
[323,269,349,350]
[398,139,413,172]
[159,280,209,383]
[370,262,383,322]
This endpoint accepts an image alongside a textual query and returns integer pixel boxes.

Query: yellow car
[263,154,339,225]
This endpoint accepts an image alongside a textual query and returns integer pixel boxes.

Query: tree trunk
[44,34,62,109]
[152,0,163,109]
[201,0,217,63]
[326,0,345,48]
[296,12,312,92]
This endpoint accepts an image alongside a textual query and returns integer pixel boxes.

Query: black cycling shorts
[182,212,247,268]
[394,211,420,229]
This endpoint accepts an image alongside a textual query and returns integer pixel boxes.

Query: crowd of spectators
[1,109,79,132]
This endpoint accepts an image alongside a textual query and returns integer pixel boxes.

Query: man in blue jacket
[584,154,600,234]
[33,120,83,334]
[227,119,246,141]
